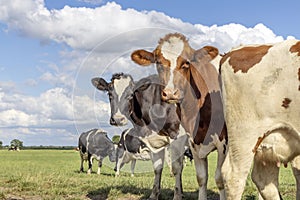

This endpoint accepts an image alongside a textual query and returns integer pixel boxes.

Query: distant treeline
[19,146,77,150]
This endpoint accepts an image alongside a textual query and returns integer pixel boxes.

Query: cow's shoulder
[220,44,272,73]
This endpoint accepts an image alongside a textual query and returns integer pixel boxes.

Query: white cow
[220,39,300,199]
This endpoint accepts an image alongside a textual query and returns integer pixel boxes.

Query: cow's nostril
[162,90,168,97]
[110,118,117,126]
[120,117,126,123]
[174,89,179,97]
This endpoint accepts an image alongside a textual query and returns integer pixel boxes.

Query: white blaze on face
[161,37,184,89]
[113,77,131,115]
[114,77,131,101]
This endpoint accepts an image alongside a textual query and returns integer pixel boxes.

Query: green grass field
[0,149,296,200]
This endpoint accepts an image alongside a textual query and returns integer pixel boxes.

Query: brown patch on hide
[253,135,267,153]
[290,41,300,56]
[220,45,272,73]
[298,68,300,91]
[282,98,292,109]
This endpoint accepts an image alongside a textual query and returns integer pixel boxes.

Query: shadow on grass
[75,170,115,177]
[87,185,220,200]
[244,195,256,200]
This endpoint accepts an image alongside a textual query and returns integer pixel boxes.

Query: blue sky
[0,0,298,146]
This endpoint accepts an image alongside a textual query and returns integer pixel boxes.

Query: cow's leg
[97,158,102,175]
[169,135,187,200]
[251,159,281,200]
[165,147,173,176]
[214,146,226,200]
[291,155,300,200]
[115,154,125,177]
[209,134,226,200]
[80,156,84,173]
[193,154,208,200]
[130,159,136,177]
[148,149,165,200]
[87,154,93,174]
[221,149,253,200]
[189,139,209,200]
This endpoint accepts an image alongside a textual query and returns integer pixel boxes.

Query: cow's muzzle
[110,115,127,126]
[161,88,181,103]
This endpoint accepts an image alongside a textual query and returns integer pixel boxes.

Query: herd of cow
[78,33,300,200]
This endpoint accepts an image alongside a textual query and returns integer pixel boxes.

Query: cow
[8,146,20,151]
[92,73,188,200]
[219,39,300,199]
[114,128,152,177]
[114,128,180,177]
[78,128,116,175]
[131,33,228,200]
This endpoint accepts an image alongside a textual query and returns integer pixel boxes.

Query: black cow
[78,129,116,175]
[92,73,188,200]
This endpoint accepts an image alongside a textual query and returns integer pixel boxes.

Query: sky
[0,0,299,146]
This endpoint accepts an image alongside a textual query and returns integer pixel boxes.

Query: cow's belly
[91,154,101,161]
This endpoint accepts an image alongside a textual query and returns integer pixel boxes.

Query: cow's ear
[131,50,155,66]
[91,77,109,91]
[194,46,219,62]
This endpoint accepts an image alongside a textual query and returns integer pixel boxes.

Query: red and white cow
[219,40,300,199]
[131,33,228,200]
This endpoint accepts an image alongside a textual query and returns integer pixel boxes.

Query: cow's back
[78,129,114,159]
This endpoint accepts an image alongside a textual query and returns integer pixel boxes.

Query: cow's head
[91,73,133,126]
[118,76,180,139]
[131,33,219,104]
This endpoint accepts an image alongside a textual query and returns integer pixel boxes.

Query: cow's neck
[178,61,222,145]
[179,80,203,137]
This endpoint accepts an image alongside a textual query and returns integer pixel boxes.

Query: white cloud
[0,86,109,128]
[0,0,284,52]
[0,109,37,127]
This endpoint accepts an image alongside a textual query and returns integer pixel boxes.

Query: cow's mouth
[166,99,179,104]
[164,97,183,104]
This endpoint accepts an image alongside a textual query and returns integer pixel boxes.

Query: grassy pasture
[0,149,296,200]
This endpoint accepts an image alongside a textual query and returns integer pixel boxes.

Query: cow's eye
[182,61,190,69]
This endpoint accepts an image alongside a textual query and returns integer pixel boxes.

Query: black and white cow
[78,128,116,175]
[92,73,188,200]
[114,128,181,177]
[114,128,151,177]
